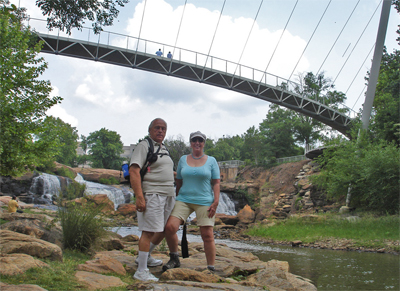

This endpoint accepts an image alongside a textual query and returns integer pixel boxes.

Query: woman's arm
[208,179,221,218]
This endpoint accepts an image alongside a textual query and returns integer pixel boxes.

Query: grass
[245,213,400,251]
[1,250,135,291]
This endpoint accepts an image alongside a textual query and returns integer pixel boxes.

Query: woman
[163,131,220,272]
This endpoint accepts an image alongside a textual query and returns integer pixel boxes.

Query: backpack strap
[140,137,161,180]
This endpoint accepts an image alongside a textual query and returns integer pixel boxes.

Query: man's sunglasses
[191,137,204,143]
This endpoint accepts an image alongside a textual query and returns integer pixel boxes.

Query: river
[112,226,399,291]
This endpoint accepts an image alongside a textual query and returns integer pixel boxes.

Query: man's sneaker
[135,255,163,267]
[133,269,159,282]
[162,253,181,272]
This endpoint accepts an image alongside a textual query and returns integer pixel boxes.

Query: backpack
[122,137,171,186]
[139,137,171,180]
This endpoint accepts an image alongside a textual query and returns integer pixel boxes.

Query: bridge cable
[288,0,332,81]
[202,0,226,77]
[332,0,381,87]
[232,0,264,80]
[316,0,360,76]
[135,0,148,53]
[261,0,299,82]
[353,85,367,111]
[346,42,375,97]
[172,0,188,60]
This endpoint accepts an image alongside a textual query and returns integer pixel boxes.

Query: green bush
[312,138,399,214]
[55,167,76,180]
[62,181,86,200]
[58,200,108,252]
[99,176,119,185]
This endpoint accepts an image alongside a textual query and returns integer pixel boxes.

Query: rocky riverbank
[0,204,317,291]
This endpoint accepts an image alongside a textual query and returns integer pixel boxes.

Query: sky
[12,0,400,145]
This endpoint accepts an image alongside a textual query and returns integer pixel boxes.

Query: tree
[35,0,129,34]
[292,72,347,147]
[86,128,124,169]
[164,135,191,170]
[0,2,62,176]
[259,104,299,159]
[36,116,79,166]
[241,126,263,165]
[205,135,241,162]
[368,48,400,145]
[312,136,399,214]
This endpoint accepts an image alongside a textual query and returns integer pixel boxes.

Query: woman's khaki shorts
[137,194,175,232]
[170,200,215,226]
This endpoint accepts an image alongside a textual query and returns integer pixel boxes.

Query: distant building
[121,144,136,163]
[76,142,136,168]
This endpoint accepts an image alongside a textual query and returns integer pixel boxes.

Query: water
[29,173,127,210]
[112,226,399,290]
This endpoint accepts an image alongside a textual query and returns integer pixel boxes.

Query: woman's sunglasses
[191,137,204,143]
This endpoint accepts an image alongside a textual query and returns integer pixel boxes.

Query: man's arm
[129,164,146,212]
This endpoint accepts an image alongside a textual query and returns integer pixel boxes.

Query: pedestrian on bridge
[155,49,163,57]
[167,51,172,59]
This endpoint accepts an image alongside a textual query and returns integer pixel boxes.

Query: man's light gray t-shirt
[129,138,175,196]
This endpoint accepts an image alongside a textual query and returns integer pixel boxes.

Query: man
[155,49,163,57]
[129,118,176,282]
[8,196,23,213]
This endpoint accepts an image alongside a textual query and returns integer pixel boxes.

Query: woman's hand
[207,202,219,218]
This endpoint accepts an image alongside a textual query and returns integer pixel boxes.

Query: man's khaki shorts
[137,194,175,232]
[170,200,215,226]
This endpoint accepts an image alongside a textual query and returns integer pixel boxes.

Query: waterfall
[75,174,125,210]
[28,172,126,210]
[29,173,63,203]
[217,192,237,215]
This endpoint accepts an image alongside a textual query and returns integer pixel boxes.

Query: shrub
[99,176,119,185]
[58,200,108,252]
[55,167,75,180]
[312,138,399,214]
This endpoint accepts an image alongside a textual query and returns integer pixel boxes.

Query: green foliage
[311,136,399,214]
[55,167,76,180]
[99,176,119,185]
[0,3,62,176]
[368,48,400,145]
[35,0,129,34]
[164,135,191,170]
[62,181,86,200]
[58,198,108,252]
[86,128,124,170]
[36,116,79,167]
[205,135,243,161]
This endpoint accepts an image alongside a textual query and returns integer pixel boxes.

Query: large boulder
[116,203,136,216]
[73,168,124,183]
[0,253,49,276]
[75,271,127,290]
[0,219,63,248]
[0,282,48,291]
[76,253,126,275]
[237,204,255,224]
[0,230,63,261]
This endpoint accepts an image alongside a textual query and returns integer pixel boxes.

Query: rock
[237,205,255,224]
[0,218,63,248]
[0,230,63,261]
[0,253,49,276]
[0,282,48,291]
[292,240,302,247]
[159,268,221,283]
[215,213,239,225]
[99,235,125,251]
[73,167,124,184]
[77,253,126,275]
[75,270,127,290]
[74,194,115,214]
[116,203,136,216]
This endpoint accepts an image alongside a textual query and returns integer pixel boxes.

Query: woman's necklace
[191,153,205,160]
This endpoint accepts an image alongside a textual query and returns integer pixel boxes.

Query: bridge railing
[218,160,245,168]
[25,17,357,120]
